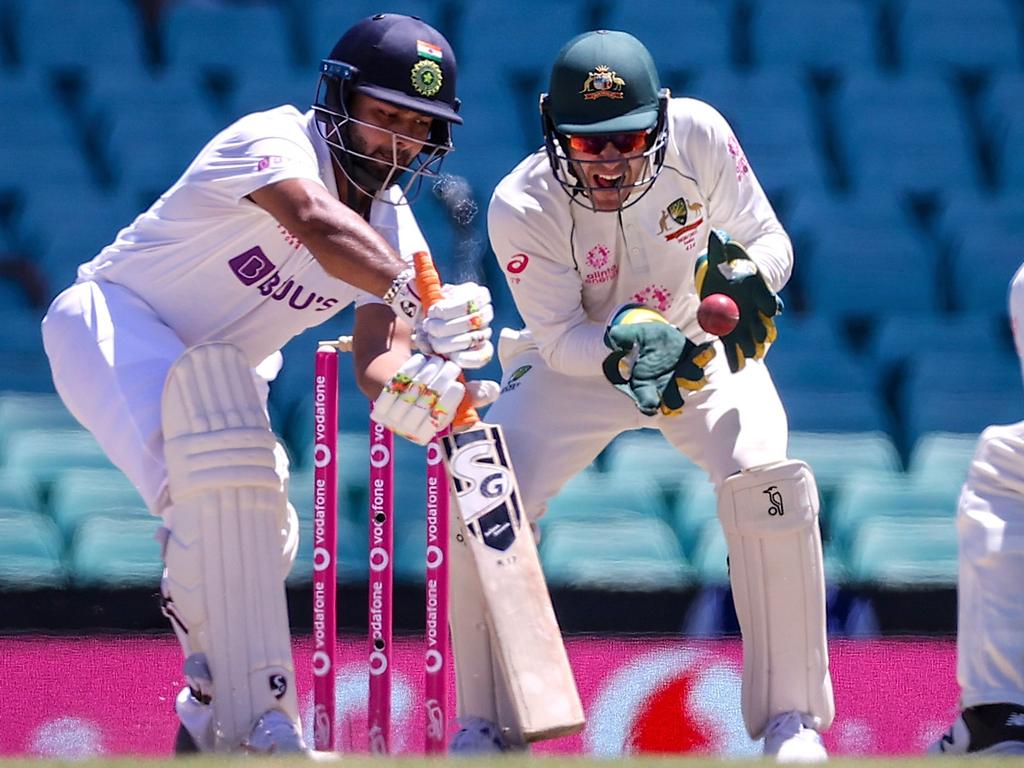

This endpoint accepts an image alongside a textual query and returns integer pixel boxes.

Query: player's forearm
[250,178,406,297]
[744,230,793,294]
[534,321,609,377]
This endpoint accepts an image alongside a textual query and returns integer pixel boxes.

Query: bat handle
[412,251,480,430]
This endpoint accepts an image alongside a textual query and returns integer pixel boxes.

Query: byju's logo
[229,246,276,285]
[763,485,784,516]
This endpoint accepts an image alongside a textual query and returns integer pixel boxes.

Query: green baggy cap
[547,29,661,135]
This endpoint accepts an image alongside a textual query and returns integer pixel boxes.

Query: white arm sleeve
[487,192,607,377]
[683,101,793,293]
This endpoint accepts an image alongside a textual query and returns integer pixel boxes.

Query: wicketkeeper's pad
[717,459,835,740]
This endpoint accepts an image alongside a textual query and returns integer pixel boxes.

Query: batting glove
[372,354,499,445]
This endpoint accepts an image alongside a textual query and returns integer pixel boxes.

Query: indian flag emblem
[416,40,443,61]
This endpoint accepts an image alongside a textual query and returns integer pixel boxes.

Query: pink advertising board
[0,636,959,757]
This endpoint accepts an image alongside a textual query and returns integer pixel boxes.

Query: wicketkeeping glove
[659,339,716,415]
[695,230,783,373]
[372,354,499,445]
[602,304,712,416]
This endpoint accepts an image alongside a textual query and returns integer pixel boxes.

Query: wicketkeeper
[41,14,497,754]
[447,30,834,762]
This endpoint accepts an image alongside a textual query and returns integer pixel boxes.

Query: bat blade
[442,420,585,743]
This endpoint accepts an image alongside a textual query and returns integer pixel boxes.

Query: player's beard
[340,124,416,199]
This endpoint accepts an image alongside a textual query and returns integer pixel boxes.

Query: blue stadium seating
[750,0,876,73]
[987,72,1024,193]
[305,0,443,69]
[896,0,1021,74]
[603,0,731,76]
[906,432,979,485]
[67,515,162,588]
[0,511,66,588]
[10,0,146,75]
[847,517,958,586]
[688,70,830,199]
[834,72,979,197]
[161,3,293,75]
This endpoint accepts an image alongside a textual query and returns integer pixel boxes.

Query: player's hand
[602,303,690,416]
[659,339,716,416]
[372,354,499,446]
[695,230,782,373]
[415,282,494,369]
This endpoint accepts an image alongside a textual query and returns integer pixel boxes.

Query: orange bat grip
[413,251,480,430]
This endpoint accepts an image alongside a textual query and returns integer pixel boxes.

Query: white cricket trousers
[41,279,283,514]
[486,330,790,520]
[957,421,1024,709]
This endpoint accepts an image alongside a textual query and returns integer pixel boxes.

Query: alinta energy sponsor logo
[586,647,758,756]
[727,136,750,181]
[228,246,339,311]
[584,244,618,285]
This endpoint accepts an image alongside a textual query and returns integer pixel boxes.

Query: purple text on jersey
[229,246,339,312]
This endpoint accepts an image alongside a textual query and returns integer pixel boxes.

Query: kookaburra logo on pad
[763,485,784,516]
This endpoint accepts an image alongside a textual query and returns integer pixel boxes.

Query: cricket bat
[414,251,585,743]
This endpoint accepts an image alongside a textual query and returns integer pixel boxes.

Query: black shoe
[932,703,1024,754]
[174,723,199,755]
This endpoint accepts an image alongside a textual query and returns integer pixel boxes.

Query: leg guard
[160,343,300,752]
[717,460,834,740]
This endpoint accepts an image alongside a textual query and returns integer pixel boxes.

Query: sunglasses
[566,130,650,155]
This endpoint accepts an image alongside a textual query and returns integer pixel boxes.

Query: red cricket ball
[697,293,740,336]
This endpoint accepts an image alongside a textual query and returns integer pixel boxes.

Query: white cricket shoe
[763,711,828,763]
[243,710,308,754]
[448,716,517,754]
[929,704,1024,755]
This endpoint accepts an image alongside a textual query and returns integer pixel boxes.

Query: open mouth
[593,173,624,189]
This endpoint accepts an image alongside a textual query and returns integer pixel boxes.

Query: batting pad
[161,343,299,751]
[717,460,834,740]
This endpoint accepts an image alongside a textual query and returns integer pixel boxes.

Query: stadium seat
[540,518,692,590]
[950,229,1024,313]
[769,345,876,394]
[689,518,728,586]
[603,428,707,494]
[0,468,40,514]
[48,468,148,542]
[0,306,48,355]
[3,429,114,489]
[750,0,876,73]
[788,431,902,489]
[0,73,93,189]
[0,392,80,456]
[827,475,960,554]
[897,0,1021,74]
[67,515,162,588]
[800,221,940,317]
[688,69,829,198]
[900,351,1021,448]
[987,72,1024,193]
[11,0,146,75]
[603,0,731,76]
[871,313,1006,376]
[779,389,890,434]
[834,72,979,197]
[847,517,958,586]
[906,432,979,485]
[229,71,315,121]
[161,3,293,75]
[455,0,591,71]
[0,349,57,395]
[0,511,66,588]
[304,0,443,69]
[542,471,668,529]
[670,479,718,560]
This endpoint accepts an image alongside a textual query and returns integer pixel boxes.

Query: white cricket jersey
[488,97,792,377]
[77,105,427,366]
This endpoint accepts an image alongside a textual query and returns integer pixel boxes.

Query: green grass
[0,757,1015,767]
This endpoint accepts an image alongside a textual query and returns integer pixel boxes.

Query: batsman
[41,14,497,754]
[458,30,834,761]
